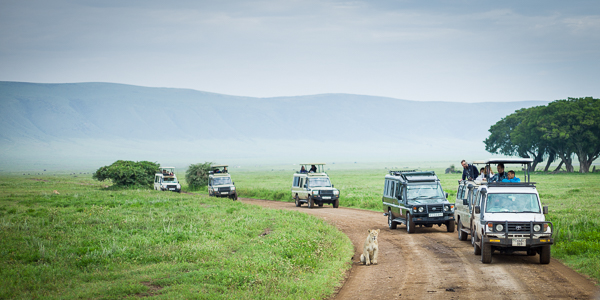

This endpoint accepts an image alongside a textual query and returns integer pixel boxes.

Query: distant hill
[0,82,549,169]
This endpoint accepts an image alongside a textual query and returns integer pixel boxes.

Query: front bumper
[412,214,455,224]
[482,236,554,248]
[311,195,339,203]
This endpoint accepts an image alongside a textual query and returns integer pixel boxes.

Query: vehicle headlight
[533,224,541,232]
[418,207,424,213]
[495,224,504,232]
[231,186,236,190]
[213,187,218,192]
[333,190,339,195]
[312,190,319,195]
[444,206,449,211]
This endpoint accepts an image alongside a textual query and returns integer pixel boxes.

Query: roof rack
[389,170,438,182]
[389,170,417,175]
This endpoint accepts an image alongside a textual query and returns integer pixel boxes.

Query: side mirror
[304,184,307,188]
[474,206,480,214]
[332,184,334,188]
[543,206,548,214]
[463,199,468,205]
[445,192,449,199]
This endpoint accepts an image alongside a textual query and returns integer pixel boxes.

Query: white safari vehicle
[471,158,553,264]
[455,161,485,241]
[291,163,340,208]
[154,167,181,193]
[208,165,237,201]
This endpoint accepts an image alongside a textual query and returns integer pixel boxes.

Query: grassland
[230,168,600,284]
[0,174,354,299]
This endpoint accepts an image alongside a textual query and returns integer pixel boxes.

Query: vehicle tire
[388,210,397,229]
[458,220,468,241]
[294,194,301,207]
[481,241,492,263]
[473,232,481,255]
[446,220,455,232]
[308,196,314,209]
[333,198,339,208]
[407,213,416,234]
[539,245,551,264]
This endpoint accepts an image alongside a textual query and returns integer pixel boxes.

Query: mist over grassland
[0,81,551,171]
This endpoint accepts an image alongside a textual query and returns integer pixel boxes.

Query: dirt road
[240,198,599,300]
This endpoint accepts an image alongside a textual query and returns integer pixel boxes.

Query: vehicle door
[154,175,160,190]
[472,190,485,237]
[301,177,309,199]
[455,185,466,221]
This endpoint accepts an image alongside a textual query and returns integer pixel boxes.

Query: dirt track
[240,198,600,300]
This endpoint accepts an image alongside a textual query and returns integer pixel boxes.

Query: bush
[185,162,213,189]
[93,160,159,187]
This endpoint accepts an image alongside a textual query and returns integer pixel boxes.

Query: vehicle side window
[208,178,212,186]
[390,181,395,197]
[384,180,389,196]
[396,183,402,199]
[293,177,299,187]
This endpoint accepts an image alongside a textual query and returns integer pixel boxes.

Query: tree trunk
[552,160,564,173]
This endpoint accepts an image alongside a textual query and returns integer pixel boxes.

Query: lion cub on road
[360,229,380,266]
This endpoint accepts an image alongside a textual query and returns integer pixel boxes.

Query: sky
[1,0,599,103]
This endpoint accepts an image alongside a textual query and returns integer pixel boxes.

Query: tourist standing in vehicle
[490,163,507,182]
[461,160,479,181]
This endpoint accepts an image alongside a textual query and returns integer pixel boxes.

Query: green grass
[232,168,600,284]
[0,175,354,299]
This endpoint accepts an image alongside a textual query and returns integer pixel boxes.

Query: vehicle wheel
[294,194,301,207]
[473,232,481,255]
[446,220,455,232]
[308,196,314,209]
[481,241,492,263]
[388,210,397,229]
[333,199,339,208]
[458,220,468,241]
[539,245,551,264]
[407,213,415,234]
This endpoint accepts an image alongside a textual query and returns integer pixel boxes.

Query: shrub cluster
[185,162,213,189]
[93,160,159,187]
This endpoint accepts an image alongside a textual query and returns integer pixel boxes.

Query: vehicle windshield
[308,178,331,188]
[406,184,446,203]
[163,177,177,183]
[213,177,232,186]
[485,193,540,213]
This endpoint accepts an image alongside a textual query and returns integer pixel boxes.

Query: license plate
[512,238,526,246]
[322,196,331,199]
[169,188,175,191]
[428,212,443,217]
[221,192,228,194]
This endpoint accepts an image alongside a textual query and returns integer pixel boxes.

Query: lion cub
[360,229,380,266]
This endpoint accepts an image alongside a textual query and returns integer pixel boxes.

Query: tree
[484,106,547,171]
[93,160,159,187]
[185,162,213,189]
[537,97,600,173]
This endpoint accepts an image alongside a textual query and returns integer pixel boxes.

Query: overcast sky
[1,0,599,102]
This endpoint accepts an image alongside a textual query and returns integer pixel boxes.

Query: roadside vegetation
[0,174,353,299]
[232,168,600,284]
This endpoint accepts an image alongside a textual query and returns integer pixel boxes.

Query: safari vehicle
[455,160,485,241]
[382,170,455,234]
[471,158,553,264]
[154,167,181,193]
[208,165,237,201]
[291,163,340,209]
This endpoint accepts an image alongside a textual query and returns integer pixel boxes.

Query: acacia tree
[537,97,600,173]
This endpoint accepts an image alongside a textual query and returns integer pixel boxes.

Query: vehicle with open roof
[382,170,455,234]
[154,167,181,193]
[291,163,340,208]
[455,160,486,241]
[208,165,237,200]
[470,158,553,264]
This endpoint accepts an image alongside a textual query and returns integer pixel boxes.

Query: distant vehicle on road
[291,163,340,208]
[208,165,237,200]
[154,167,181,193]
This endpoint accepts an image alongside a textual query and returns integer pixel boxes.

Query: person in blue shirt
[501,170,520,183]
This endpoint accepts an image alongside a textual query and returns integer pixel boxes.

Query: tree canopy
[485,97,600,173]
[93,160,159,187]
[185,162,213,189]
